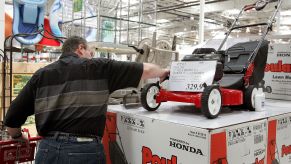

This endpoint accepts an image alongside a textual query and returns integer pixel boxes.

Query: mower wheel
[265,86,272,93]
[201,86,222,119]
[244,85,259,111]
[141,83,161,111]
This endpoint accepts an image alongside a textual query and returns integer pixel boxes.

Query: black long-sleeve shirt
[4,53,143,137]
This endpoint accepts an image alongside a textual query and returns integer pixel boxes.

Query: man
[4,36,169,164]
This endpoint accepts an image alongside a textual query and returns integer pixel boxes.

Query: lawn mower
[140,0,283,119]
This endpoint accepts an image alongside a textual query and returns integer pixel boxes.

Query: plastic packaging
[255,88,266,112]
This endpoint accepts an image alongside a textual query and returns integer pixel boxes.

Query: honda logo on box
[142,146,177,164]
[169,141,203,156]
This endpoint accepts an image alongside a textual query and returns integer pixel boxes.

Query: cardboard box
[104,100,291,164]
[115,112,209,163]
[267,113,291,164]
[0,62,47,74]
[264,43,291,100]
[222,120,267,164]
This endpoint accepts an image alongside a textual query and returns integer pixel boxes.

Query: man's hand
[160,69,170,82]
[14,133,30,147]
[142,63,170,81]
[7,127,30,147]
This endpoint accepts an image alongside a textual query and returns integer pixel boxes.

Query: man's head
[62,36,93,59]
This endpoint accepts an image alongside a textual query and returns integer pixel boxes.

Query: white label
[169,61,217,92]
[226,120,267,164]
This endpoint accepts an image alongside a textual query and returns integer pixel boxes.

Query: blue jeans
[35,136,106,164]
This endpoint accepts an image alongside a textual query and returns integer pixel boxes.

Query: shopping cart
[0,128,42,164]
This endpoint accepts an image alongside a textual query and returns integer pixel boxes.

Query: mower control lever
[244,4,255,11]
[244,0,269,11]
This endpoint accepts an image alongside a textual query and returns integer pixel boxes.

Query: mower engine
[182,48,225,82]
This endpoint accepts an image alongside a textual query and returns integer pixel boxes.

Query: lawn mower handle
[218,0,280,51]
[244,0,272,12]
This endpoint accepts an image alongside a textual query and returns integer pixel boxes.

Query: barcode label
[253,124,262,131]
[254,134,264,144]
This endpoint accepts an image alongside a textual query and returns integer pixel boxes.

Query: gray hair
[62,36,88,53]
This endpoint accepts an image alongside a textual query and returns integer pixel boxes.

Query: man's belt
[44,131,102,142]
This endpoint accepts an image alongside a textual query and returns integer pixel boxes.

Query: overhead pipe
[118,0,156,10]
[127,0,130,44]
[119,0,122,43]
[62,15,156,27]
[97,0,101,41]
[199,0,205,43]
[138,0,143,42]
[161,10,222,25]
[143,0,228,14]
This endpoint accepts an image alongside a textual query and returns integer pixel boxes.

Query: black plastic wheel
[201,86,222,119]
[141,83,161,111]
[244,85,258,111]
[265,86,272,93]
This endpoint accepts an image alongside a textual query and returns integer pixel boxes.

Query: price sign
[168,61,217,92]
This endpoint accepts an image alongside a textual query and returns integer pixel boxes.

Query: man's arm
[141,63,170,81]
[105,59,169,92]
[7,127,22,138]
[4,74,37,140]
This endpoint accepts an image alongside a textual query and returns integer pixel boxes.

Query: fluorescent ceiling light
[222,9,241,18]
[175,32,185,36]
[205,19,217,23]
[280,10,291,16]
[149,27,156,32]
[280,26,290,30]
[280,18,291,25]
[157,19,169,23]
[122,0,139,4]
[278,30,291,35]
[147,15,152,20]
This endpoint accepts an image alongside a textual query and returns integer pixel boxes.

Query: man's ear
[75,44,83,57]
[78,44,84,52]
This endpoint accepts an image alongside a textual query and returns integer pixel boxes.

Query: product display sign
[73,0,83,12]
[264,44,291,100]
[12,74,32,96]
[169,61,217,92]
[101,19,115,43]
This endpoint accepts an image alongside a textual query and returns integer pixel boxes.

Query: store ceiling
[6,0,291,45]
[48,0,291,44]
[153,0,291,43]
